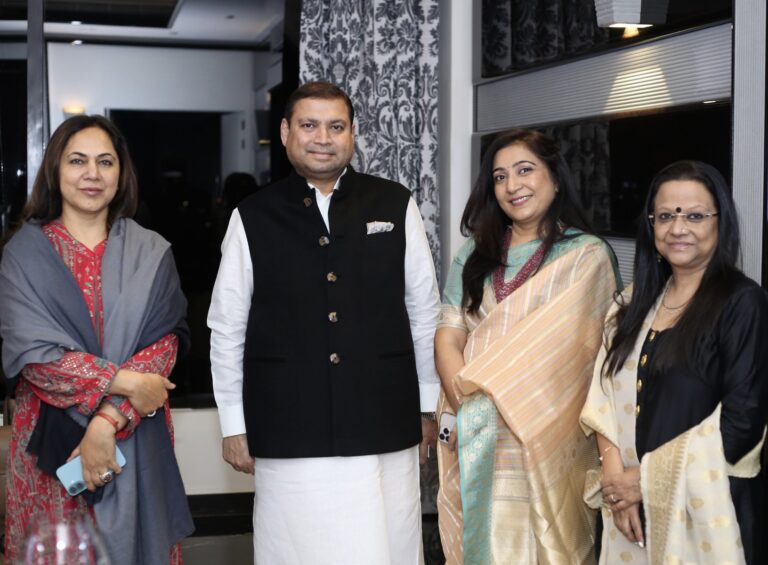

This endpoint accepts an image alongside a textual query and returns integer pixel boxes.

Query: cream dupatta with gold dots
[437,239,617,565]
[580,287,764,565]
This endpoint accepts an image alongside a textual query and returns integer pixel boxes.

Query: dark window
[0,59,27,238]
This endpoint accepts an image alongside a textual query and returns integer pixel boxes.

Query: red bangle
[94,411,120,432]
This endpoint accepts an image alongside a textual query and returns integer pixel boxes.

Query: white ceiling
[0,0,285,47]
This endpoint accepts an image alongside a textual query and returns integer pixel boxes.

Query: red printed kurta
[4,221,182,564]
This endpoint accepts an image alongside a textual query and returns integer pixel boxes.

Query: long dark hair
[460,128,594,313]
[22,114,138,227]
[603,160,741,377]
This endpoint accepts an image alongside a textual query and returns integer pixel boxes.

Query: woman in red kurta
[6,221,181,563]
[0,115,191,563]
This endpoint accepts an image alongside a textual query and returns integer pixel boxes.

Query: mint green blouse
[439,230,619,333]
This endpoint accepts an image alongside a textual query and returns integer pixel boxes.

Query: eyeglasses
[647,211,719,226]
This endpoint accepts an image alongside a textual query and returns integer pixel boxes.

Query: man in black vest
[208,81,441,564]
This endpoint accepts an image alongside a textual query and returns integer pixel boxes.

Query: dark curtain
[543,122,612,231]
[482,0,609,76]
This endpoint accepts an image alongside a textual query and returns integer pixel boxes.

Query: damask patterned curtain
[482,0,608,76]
[299,0,441,277]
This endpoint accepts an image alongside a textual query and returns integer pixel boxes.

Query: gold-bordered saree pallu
[580,288,765,565]
[437,240,617,565]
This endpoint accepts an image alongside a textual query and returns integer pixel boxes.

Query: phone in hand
[438,412,457,444]
[56,446,127,496]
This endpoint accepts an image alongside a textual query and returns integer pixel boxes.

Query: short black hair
[284,81,355,124]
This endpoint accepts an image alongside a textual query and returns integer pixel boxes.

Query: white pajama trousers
[252,445,424,565]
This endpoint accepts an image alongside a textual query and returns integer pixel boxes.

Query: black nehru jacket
[237,168,422,458]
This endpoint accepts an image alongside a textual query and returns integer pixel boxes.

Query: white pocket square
[366,221,394,234]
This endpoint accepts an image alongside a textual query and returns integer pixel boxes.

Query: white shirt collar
[306,167,348,195]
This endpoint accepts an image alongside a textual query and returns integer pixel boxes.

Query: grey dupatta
[0,218,194,564]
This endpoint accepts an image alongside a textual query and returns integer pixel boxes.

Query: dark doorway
[0,59,28,238]
[110,110,224,406]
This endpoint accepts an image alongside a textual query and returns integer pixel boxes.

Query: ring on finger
[99,470,114,483]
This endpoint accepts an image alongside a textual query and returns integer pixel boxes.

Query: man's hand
[223,434,255,475]
[419,416,438,465]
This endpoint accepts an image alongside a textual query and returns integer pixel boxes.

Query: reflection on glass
[481,0,732,78]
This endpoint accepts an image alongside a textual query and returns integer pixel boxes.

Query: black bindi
[675,207,682,213]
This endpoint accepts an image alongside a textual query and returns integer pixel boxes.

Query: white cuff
[218,403,247,437]
[419,382,441,413]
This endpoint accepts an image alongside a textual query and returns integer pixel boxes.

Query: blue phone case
[56,446,127,496]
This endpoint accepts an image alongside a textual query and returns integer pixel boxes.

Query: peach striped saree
[437,237,617,564]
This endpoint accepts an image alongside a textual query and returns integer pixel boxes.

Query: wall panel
[477,24,731,132]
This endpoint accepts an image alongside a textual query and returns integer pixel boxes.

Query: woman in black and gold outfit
[581,160,767,564]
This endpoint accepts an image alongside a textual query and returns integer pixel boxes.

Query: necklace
[661,284,691,311]
[491,229,546,303]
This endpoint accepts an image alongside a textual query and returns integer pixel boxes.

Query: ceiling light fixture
[71,20,82,25]
[610,23,653,29]
[71,39,83,45]
[621,25,641,38]
[594,0,669,28]
[63,105,86,119]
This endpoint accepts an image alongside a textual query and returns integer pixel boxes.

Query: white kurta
[208,174,440,564]
[253,446,424,565]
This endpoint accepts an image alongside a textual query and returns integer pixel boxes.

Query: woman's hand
[73,416,123,492]
[435,327,468,413]
[602,465,642,510]
[447,424,458,451]
[110,369,175,416]
[611,502,645,546]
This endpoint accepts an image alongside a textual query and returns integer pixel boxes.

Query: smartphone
[56,446,127,496]
[438,412,457,444]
